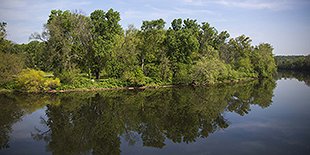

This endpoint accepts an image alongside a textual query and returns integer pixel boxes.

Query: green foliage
[16,69,60,92]
[165,20,199,64]
[158,56,173,82]
[252,43,277,77]
[61,76,95,89]
[139,19,166,77]
[173,63,191,84]
[59,76,127,89]
[20,41,46,70]
[89,9,123,79]
[122,67,148,86]
[275,55,310,71]
[32,10,91,74]
[0,22,6,40]
[227,35,252,71]
[0,52,24,87]
[1,10,278,90]
[58,68,81,84]
[190,58,231,85]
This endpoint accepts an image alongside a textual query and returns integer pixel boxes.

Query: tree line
[275,55,310,71]
[0,9,276,91]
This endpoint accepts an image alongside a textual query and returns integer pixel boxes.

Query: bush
[122,67,147,86]
[58,68,81,84]
[190,58,230,85]
[99,78,126,88]
[68,76,94,88]
[16,69,60,92]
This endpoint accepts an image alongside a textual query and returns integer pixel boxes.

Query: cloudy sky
[0,0,309,55]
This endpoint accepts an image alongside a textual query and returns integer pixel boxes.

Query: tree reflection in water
[29,79,276,155]
[0,93,52,149]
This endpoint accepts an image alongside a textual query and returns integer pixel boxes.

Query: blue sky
[0,0,309,55]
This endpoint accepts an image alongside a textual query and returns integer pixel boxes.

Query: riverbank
[0,77,257,94]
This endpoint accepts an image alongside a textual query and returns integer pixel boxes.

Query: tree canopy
[275,55,310,71]
[0,8,279,91]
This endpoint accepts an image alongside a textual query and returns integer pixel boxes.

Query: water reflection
[0,93,51,149]
[277,70,310,86]
[23,79,275,154]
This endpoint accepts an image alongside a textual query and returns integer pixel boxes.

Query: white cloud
[0,0,92,43]
[182,0,307,11]
[216,0,286,10]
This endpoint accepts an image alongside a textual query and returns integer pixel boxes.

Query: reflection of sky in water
[0,78,309,155]
[1,108,50,155]
[120,79,310,155]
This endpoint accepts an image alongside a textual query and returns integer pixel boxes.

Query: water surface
[0,73,309,155]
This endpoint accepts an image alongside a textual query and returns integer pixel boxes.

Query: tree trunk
[95,70,100,79]
[141,57,145,72]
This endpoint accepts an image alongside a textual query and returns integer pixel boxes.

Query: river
[0,72,309,155]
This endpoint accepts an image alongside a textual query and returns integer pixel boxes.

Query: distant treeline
[1,9,277,91]
[275,55,310,71]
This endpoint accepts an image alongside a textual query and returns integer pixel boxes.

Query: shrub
[190,58,230,85]
[99,78,126,88]
[16,69,60,92]
[122,67,147,86]
[69,76,94,88]
[58,68,81,84]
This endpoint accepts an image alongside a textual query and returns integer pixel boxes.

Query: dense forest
[275,55,310,71]
[0,9,277,92]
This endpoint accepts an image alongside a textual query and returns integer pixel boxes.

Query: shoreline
[0,78,257,94]
[47,85,177,93]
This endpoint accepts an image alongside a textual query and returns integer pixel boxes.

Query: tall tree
[0,22,7,41]
[251,43,276,77]
[197,22,219,60]
[89,9,123,79]
[0,22,24,86]
[227,35,253,75]
[31,10,91,74]
[0,22,14,53]
[139,19,166,77]
[165,18,199,81]
[116,25,141,77]
[17,41,46,70]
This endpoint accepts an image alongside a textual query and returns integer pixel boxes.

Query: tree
[197,22,220,60]
[31,10,91,75]
[17,41,46,70]
[227,35,254,75]
[190,57,231,85]
[138,19,166,79]
[0,22,24,86]
[89,9,123,79]
[251,43,276,77]
[166,18,199,64]
[0,22,14,54]
[0,52,24,86]
[117,25,145,81]
[0,22,7,41]
[217,31,231,63]
[275,55,310,71]
[165,18,199,82]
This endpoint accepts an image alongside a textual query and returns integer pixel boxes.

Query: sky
[0,0,309,55]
